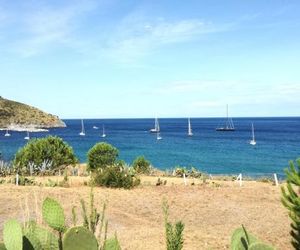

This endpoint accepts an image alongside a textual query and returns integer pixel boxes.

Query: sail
[216,105,235,131]
[188,118,193,136]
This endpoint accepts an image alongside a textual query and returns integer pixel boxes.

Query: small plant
[230,225,274,249]
[132,156,151,174]
[156,178,167,186]
[0,160,13,177]
[281,159,300,249]
[91,164,140,189]
[162,199,184,250]
[87,143,119,171]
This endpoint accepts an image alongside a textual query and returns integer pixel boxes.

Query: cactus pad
[0,242,6,250]
[104,236,121,250]
[3,219,23,250]
[24,221,59,250]
[248,242,275,250]
[62,226,98,250]
[231,227,258,250]
[42,197,65,232]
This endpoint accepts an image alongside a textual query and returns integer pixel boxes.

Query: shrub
[13,136,77,175]
[163,199,184,250]
[281,159,300,249]
[87,143,118,171]
[91,164,140,189]
[132,156,151,174]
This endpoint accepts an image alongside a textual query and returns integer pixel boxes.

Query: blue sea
[1,117,300,178]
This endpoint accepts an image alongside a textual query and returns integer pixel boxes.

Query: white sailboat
[24,131,30,140]
[101,125,106,138]
[79,119,86,136]
[150,117,160,133]
[93,126,99,129]
[216,104,235,131]
[4,129,11,137]
[249,123,256,145]
[188,118,193,136]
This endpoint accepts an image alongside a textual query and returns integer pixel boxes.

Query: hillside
[0,96,65,129]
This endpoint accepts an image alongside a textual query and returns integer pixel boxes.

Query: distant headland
[0,96,65,131]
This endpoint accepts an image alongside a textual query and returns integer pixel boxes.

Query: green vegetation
[281,158,300,249]
[87,143,119,171]
[0,97,65,128]
[230,225,274,250]
[174,166,204,178]
[91,164,140,189]
[163,200,184,250]
[13,136,77,175]
[0,189,120,250]
[132,156,151,174]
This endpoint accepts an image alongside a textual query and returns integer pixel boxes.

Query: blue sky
[0,0,299,118]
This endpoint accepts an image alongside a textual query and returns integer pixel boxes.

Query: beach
[0,176,291,249]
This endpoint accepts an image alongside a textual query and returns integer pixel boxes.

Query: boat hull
[216,128,235,131]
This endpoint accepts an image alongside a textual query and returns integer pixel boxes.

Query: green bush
[87,143,119,171]
[132,156,151,174]
[91,165,140,189]
[13,136,77,175]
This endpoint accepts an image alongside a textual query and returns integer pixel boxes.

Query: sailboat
[24,131,30,140]
[79,119,86,136]
[150,117,160,133]
[101,125,106,138]
[93,126,99,129]
[249,123,256,145]
[4,129,11,137]
[188,118,193,136]
[216,105,235,131]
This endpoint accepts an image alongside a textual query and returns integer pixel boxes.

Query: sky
[0,0,300,118]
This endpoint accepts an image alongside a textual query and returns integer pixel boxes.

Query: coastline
[0,123,66,132]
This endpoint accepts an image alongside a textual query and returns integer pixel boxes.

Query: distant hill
[0,96,66,129]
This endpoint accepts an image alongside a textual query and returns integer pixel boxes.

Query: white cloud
[106,16,233,63]
[12,1,98,57]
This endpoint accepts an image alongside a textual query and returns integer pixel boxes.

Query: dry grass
[0,176,291,249]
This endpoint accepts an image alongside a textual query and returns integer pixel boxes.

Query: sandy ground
[0,176,291,249]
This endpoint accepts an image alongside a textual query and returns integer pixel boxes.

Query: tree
[281,158,300,249]
[132,156,151,174]
[14,136,77,175]
[87,143,118,171]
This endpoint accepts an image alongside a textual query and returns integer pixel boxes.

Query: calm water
[1,117,300,177]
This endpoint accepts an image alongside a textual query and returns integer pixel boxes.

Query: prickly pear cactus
[42,197,65,232]
[0,242,6,250]
[24,221,59,250]
[62,226,98,250]
[22,235,37,250]
[3,219,23,250]
[104,236,121,250]
[248,242,275,250]
[231,227,258,250]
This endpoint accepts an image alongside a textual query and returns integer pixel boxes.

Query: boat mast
[252,123,255,141]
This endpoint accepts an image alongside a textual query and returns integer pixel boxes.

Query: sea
[1,117,300,179]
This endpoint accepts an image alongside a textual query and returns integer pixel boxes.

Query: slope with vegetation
[0,96,65,129]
